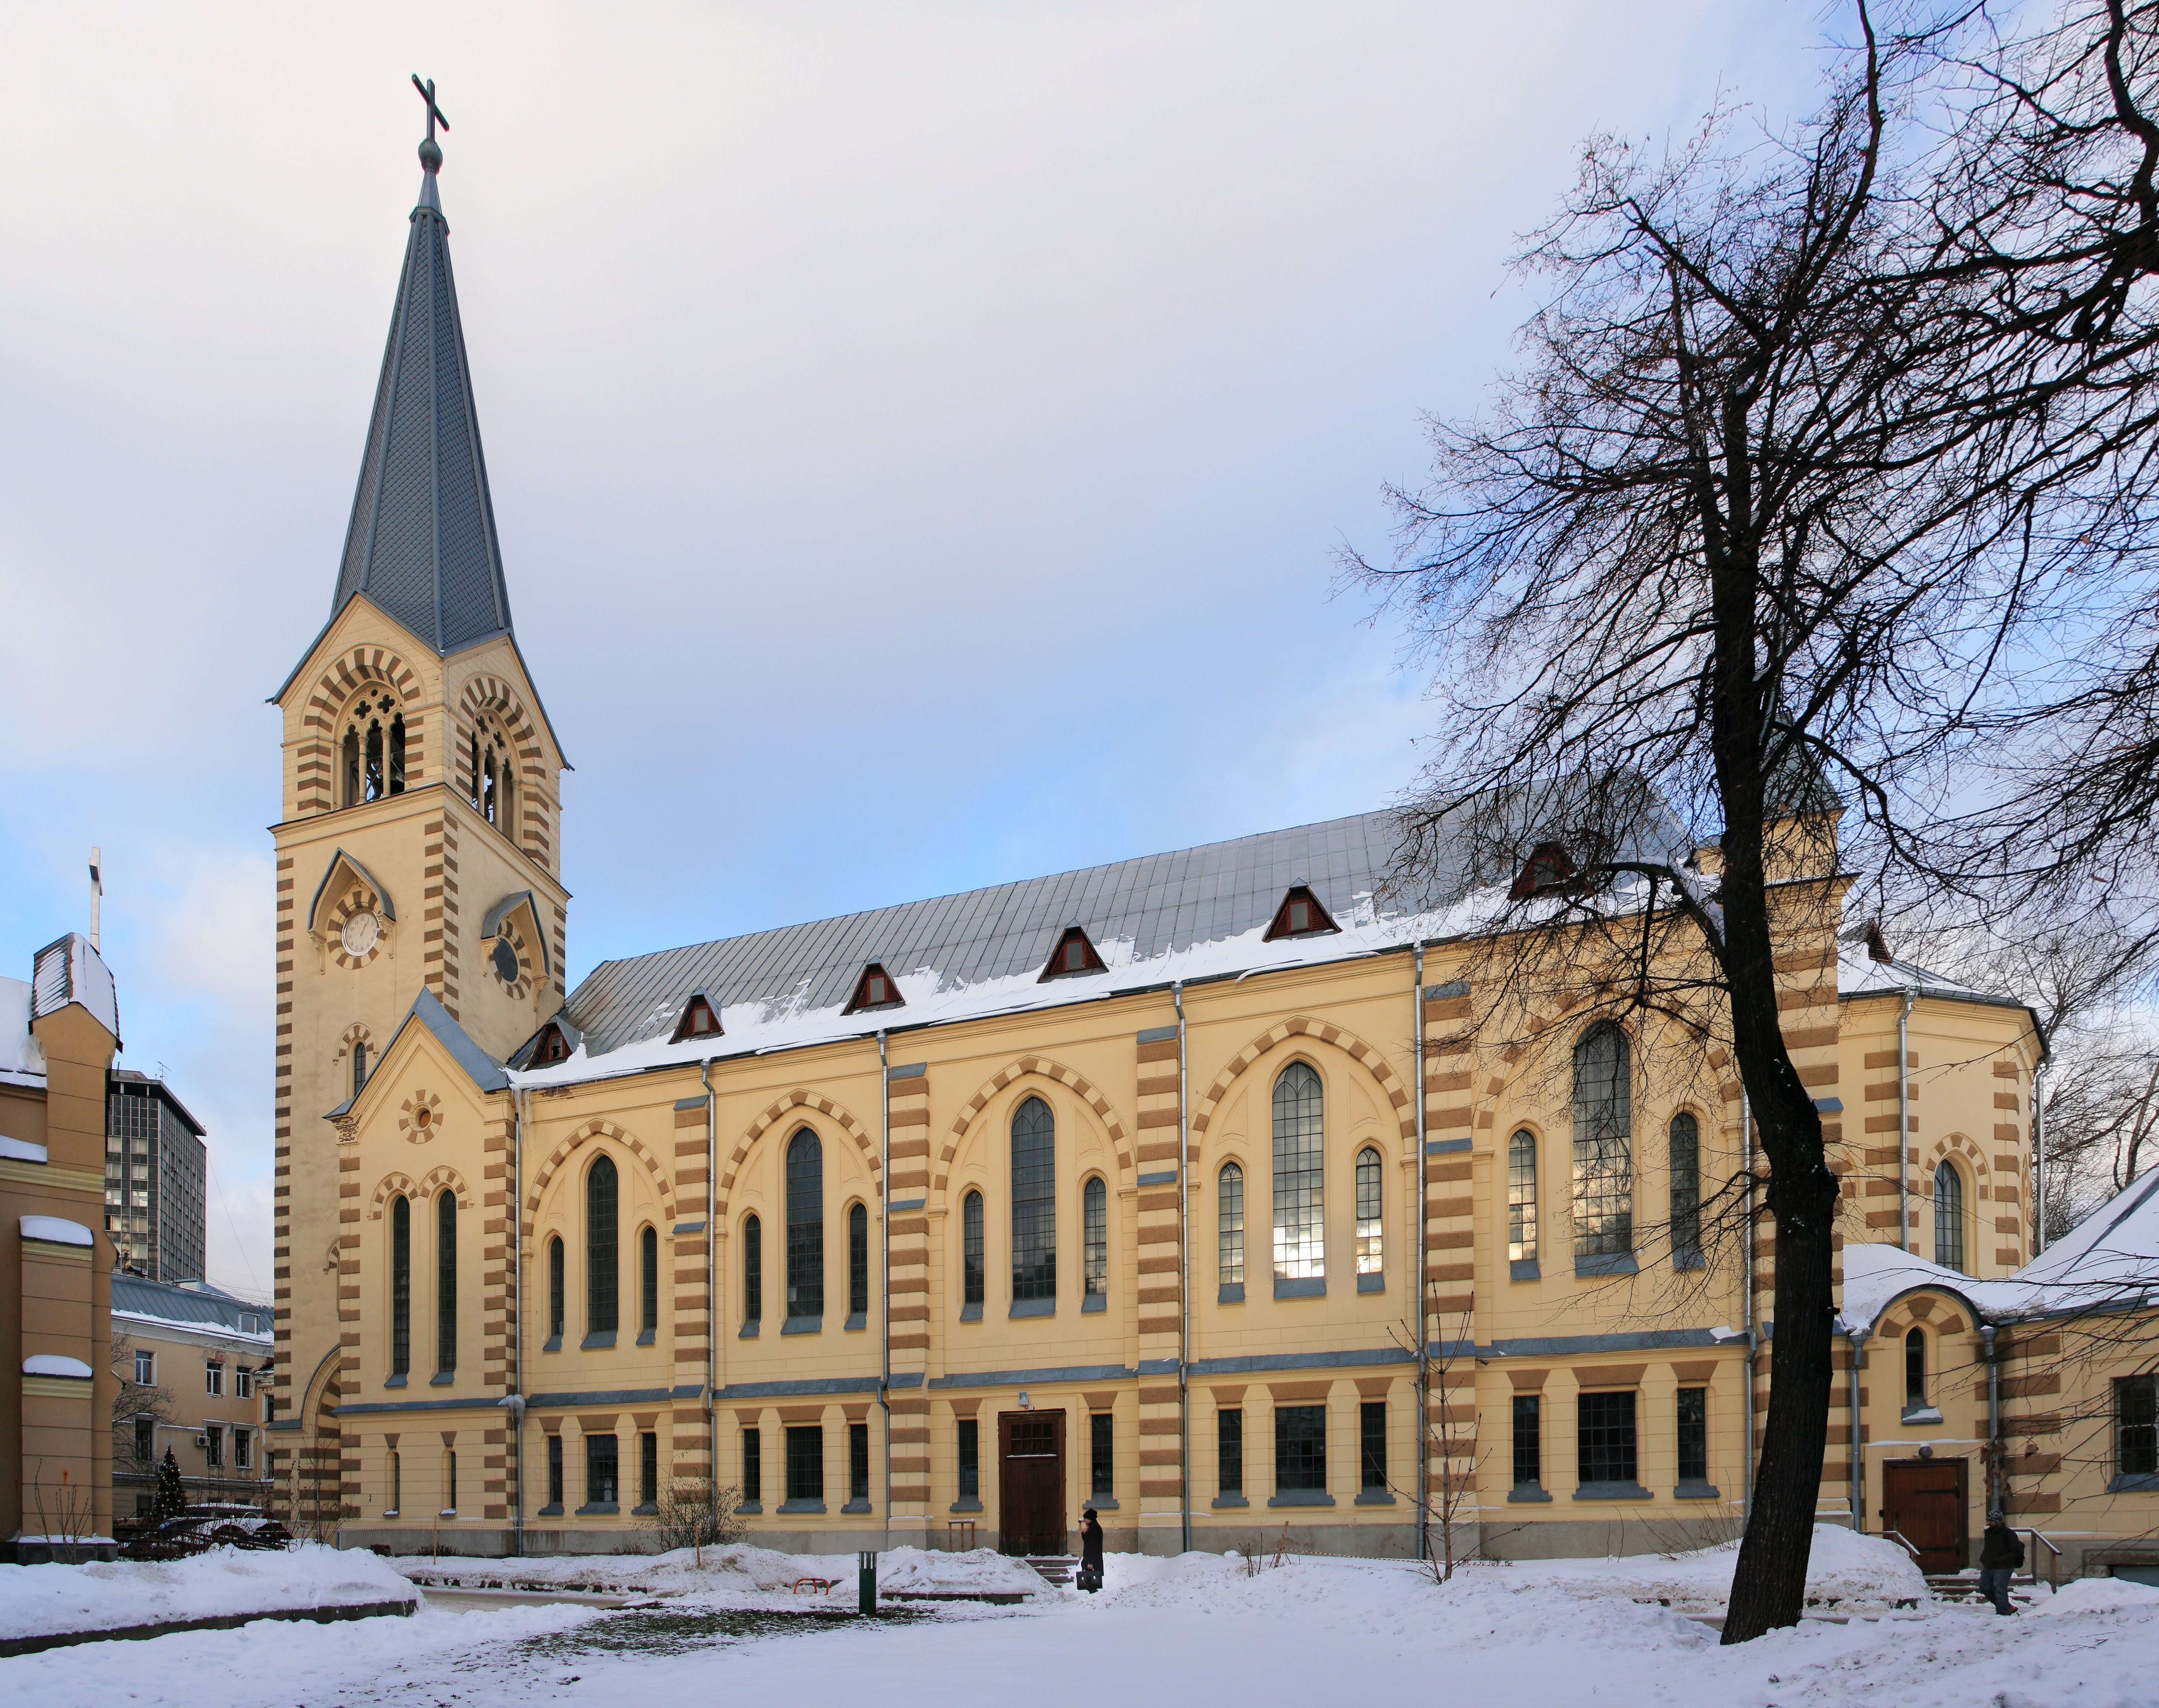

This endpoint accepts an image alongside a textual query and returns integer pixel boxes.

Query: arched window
[468,732,482,811]
[436,1190,456,1375]
[742,1214,762,1324]
[365,720,385,801]
[547,1235,564,1342]
[640,1225,659,1341]
[499,763,513,837]
[483,748,498,825]
[1669,1112,1702,1267]
[1571,1023,1633,1260]
[587,1156,618,1336]
[1083,1176,1108,1303]
[1218,1162,1245,1287]
[1507,1129,1538,1265]
[1011,1096,1056,1303]
[390,1196,410,1377]
[1935,1162,1965,1273]
[849,1202,869,1320]
[962,1190,984,1308]
[1272,1062,1325,1281]
[342,728,361,807]
[388,715,407,794]
[351,1042,368,1100]
[1905,1327,1927,1407]
[786,1127,824,1319]
[1355,1147,1384,1275]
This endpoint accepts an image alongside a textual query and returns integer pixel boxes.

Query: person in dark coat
[1979,1515,2025,1615]
[1078,1507,1105,1592]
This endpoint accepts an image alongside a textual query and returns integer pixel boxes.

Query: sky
[0,2,1834,1299]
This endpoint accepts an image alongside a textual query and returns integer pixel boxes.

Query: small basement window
[1039,925,1106,981]
[1264,883,1339,941]
[844,963,905,1014]
[670,993,723,1044]
[1509,841,1578,901]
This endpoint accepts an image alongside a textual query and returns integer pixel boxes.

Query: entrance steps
[1925,1574,2034,1607]
[1025,1556,1077,1587]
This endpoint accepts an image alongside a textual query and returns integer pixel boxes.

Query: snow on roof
[29,932,119,1042]
[22,1354,92,1379]
[111,1272,274,1339]
[1835,948,2029,1012]
[20,1215,93,1247]
[0,976,44,1085]
[0,1135,46,1165]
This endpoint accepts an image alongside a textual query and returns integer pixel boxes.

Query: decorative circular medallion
[341,911,380,957]
[398,1089,443,1145]
[492,936,519,983]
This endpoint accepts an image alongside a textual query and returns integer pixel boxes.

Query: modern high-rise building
[105,1071,207,1283]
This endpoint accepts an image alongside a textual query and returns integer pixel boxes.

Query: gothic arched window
[1218,1162,1245,1287]
[1571,1023,1633,1260]
[849,1202,870,1320]
[1669,1111,1702,1268]
[1083,1175,1108,1303]
[351,1042,368,1100]
[1507,1128,1538,1265]
[742,1213,762,1325]
[785,1127,824,1320]
[547,1235,564,1343]
[640,1225,659,1342]
[587,1156,618,1336]
[390,1195,411,1378]
[1011,1097,1057,1303]
[1272,1062,1325,1281]
[364,720,385,801]
[342,729,361,807]
[436,1189,457,1375]
[962,1190,984,1308]
[1355,1146,1384,1274]
[1935,1162,1966,1273]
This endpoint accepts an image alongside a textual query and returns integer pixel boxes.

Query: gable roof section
[329,987,508,1117]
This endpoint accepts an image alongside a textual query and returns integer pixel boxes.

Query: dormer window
[532,1023,572,1065]
[670,992,722,1044]
[1264,883,1339,941]
[844,963,905,1014]
[1039,925,1106,981]
[1509,841,1577,901]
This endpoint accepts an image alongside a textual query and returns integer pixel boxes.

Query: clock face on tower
[341,911,381,958]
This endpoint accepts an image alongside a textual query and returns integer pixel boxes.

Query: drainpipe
[879,1030,891,1546]
[2031,1057,2051,1256]
[700,1058,718,1525]
[1982,1323,2002,1521]
[1175,980,1190,1557]
[1846,1322,1865,1532]
[507,1087,529,1557]
[1411,943,1428,1562]
[1741,1090,1755,1520]
[1897,991,1915,1252]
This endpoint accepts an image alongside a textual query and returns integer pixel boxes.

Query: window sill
[1356,1272,1384,1294]
[575,1502,619,1515]
[958,1302,983,1323]
[778,1499,827,1515]
[1672,1252,1704,1272]
[581,1331,616,1351]
[382,1509,400,1519]
[1901,1405,1944,1425]
[438,1508,457,1518]
[1217,1282,1245,1304]
[1354,1488,1395,1505]
[1572,1482,1653,1501]
[636,1330,656,1347]
[842,1498,872,1514]
[429,1371,454,1387]
[2107,1473,2159,1493]
[1010,1298,1055,1319]
[1085,1497,1119,1511]
[537,1503,563,1516]
[384,1373,407,1388]
[1673,1480,1721,1501]
[542,1336,561,1353]
[739,1321,760,1339]
[1211,1493,1248,1509]
[781,1316,822,1336]
[1274,1277,1325,1300]
[1507,1484,1552,1504]
[844,1313,866,1333]
[1082,1294,1107,1313]
[1574,1253,1639,1277]
[632,1502,659,1515]
[1267,1489,1334,1507]
[949,1498,983,1514]
[737,1501,763,1515]
[1509,1258,1541,1282]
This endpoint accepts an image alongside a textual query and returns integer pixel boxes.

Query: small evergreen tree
[154,1446,187,1521]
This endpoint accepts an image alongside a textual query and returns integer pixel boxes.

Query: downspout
[1411,943,1427,1562]
[508,1087,529,1557]
[2031,1057,2051,1256]
[880,1031,892,1544]
[1846,1322,1865,1531]
[1897,991,1915,1252]
[1982,1323,2002,1520]
[700,1058,717,1524]
[1175,980,1190,1557]
[1740,1090,1755,1520]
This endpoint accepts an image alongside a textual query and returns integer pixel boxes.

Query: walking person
[1077,1506,1105,1593]
[1979,1515,2025,1615]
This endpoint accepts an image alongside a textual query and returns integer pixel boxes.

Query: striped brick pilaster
[672,1095,713,1483]
[439,814,462,1018]
[1991,1060,2029,1266]
[272,856,296,1413]
[421,817,447,1007]
[1135,1024,1184,1530]
[886,1065,931,1517]
[481,1110,515,1515]
[1422,981,1477,1492]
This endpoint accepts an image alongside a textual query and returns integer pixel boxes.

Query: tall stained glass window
[1571,1024,1633,1259]
[1011,1097,1057,1303]
[1272,1063,1325,1280]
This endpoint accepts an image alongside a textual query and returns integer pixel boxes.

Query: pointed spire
[330,77,514,656]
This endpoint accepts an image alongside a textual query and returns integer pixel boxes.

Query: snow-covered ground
[0,1542,413,1641]
[3,1529,2154,1708]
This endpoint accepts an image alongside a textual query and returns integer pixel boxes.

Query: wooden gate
[1882,1457,1968,1573]
[998,1411,1065,1556]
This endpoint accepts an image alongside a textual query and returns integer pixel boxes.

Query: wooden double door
[998,1411,1066,1556]
[1882,1457,1968,1573]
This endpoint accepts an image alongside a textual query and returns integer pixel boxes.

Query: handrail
[2021,1528,2063,1589]
[1883,1529,1925,1567]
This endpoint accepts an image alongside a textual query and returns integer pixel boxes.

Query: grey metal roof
[112,1274,272,1335]
[563,809,1440,1056]
[329,157,513,657]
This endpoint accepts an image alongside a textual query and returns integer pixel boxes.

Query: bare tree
[109,1328,177,1469]
[1388,1296,1483,1582]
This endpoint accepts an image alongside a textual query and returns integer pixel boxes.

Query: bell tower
[266,81,569,1510]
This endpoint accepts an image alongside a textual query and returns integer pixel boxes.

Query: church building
[268,111,2053,1563]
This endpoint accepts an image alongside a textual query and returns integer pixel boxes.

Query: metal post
[1846,1326,1864,1531]
[858,1549,877,1615]
[1897,991,1915,1252]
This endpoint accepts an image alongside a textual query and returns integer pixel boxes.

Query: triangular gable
[669,991,724,1044]
[1263,883,1339,941]
[306,848,397,937]
[843,963,905,1015]
[1039,924,1106,982]
[326,988,509,1124]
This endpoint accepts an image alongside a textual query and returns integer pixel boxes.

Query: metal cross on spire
[411,74,449,174]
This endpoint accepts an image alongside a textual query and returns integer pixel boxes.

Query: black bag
[1076,1565,1102,1593]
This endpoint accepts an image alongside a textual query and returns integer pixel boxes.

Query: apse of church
[269,92,2042,1560]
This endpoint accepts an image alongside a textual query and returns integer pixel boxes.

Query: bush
[644,1478,745,1552]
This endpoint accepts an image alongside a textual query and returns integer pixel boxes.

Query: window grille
[1218,1408,1243,1496]
[1083,1175,1107,1298]
[1355,1148,1383,1274]
[1935,1162,1966,1273]
[1218,1162,1245,1286]
[743,1427,762,1504]
[1677,1387,1708,1484]
[437,1190,457,1374]
[1511,1394,1540,1489]
[548,1437,562,1507]
[1011,1097,1057,1302]
[1274,1404,1326,1492]
[962,1192,984,1307]
[391,1196,410,1376]
[1669,1112,1701,1265]
[2118,1375,2159,1478]
[786,1426,823,1504]
[1571,1024,1633,1259]
[1507,1129,1538,1264]
[1092,1412,1114,1497]
[1576,1390,1637,1486]
[786,1127,824,1317]
[1272,1063,1325,1280]
[641,1432,659,1507]
[1906,1328,1927,1406]
[587,1434,618,1506]
[851,1421,871,1502]
[743,1215,763,1323]
[641,1225,659,1337]
[958,1418,979,1499]
[849,1202,869,1318]
[548,1236,565,1340]
[1359,1400,1387,1490]
[587,1156,619,1334]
